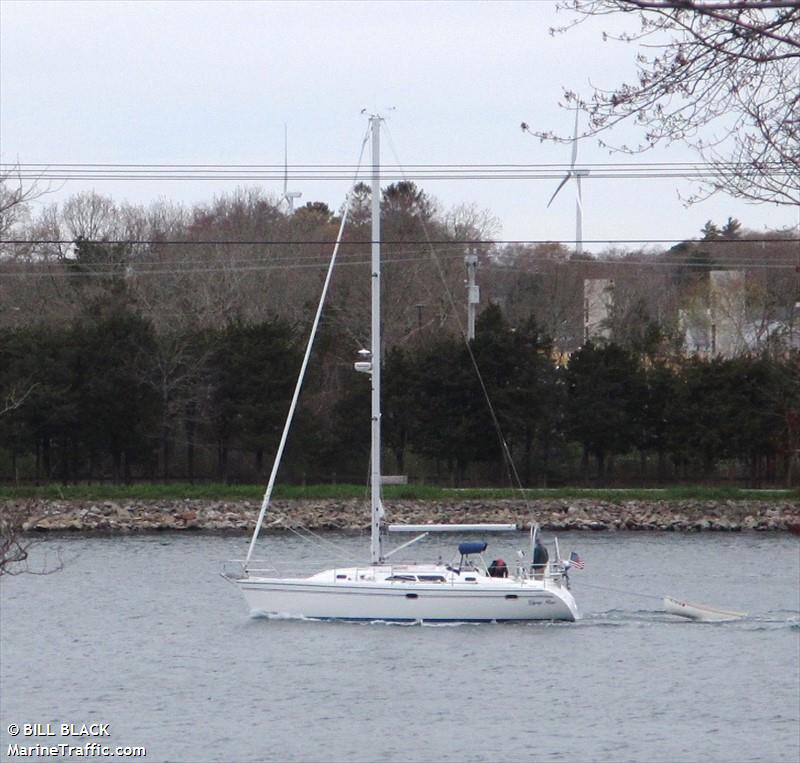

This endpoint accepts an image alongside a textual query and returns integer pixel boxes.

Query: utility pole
[465,250,480,341]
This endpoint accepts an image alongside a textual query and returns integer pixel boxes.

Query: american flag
[569,551,585,569]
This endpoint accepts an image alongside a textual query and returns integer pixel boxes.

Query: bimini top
[458,541,488,556]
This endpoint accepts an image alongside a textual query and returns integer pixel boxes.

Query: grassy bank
[0,483,796,503]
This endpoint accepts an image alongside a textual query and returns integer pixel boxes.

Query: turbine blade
[547,174,571,208]
[570,109,579,168]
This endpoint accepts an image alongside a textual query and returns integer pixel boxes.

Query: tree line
[1,294,797,487]
[0,182,798,486]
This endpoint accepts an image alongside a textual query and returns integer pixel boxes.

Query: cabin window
[417,575,446,582]
[336,574,348,580]
[387,574,417,582]
[465,577,477,582]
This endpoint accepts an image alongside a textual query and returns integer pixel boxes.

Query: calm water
[1,530,798,763]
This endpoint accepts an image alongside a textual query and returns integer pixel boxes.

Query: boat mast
[370,115,384,565]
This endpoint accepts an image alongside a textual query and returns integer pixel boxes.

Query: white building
[583,278,614,343]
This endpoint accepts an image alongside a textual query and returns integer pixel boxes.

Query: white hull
[238,566,578,622]
[663,596,746,622]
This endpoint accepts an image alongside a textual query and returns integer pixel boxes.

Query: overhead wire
[6,160,781,166]
[0,250,796,279]
[4,159,794,183]
[1,235,796,245]
[2,165,794,219]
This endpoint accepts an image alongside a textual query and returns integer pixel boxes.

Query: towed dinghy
[663,596,746,622]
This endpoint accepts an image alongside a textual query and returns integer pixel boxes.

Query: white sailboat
[232,116,579,623]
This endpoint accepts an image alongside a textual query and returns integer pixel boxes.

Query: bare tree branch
[0,383,38,416]
[0,501,64,576]
[527,0,800,205]
[0,165,50,241]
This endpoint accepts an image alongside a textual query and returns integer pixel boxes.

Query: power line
[4,160,791,169]
[0,250,795,279]
[2,237,797,246]
[3,161,795,182]
[7,172,794,182]
[2,236,797,278]
[2,238,797,263]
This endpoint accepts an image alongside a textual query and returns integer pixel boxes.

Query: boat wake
[583,608,673,626]
[246,608,798,631]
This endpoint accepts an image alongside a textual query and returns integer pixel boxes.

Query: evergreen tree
[720,217,742,239]
[637,362,679,481]
[207,319,299,482]
[0,325,78,481]
[404,335,481,485]
[382,346,417,473]
[72,305,160,481]
[565,342,644,480]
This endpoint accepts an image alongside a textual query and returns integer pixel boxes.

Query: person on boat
[532,537,549,578]
[488,558,508,578]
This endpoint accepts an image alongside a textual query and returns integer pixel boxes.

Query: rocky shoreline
[11,497,800,533]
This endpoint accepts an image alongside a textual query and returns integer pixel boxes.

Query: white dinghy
[231,116,579,623]
[663,596,746,622]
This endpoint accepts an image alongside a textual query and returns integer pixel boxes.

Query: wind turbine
[282,124,302,213]
[547,109,589,255]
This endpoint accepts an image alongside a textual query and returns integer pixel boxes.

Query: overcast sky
[1,0,797,248]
